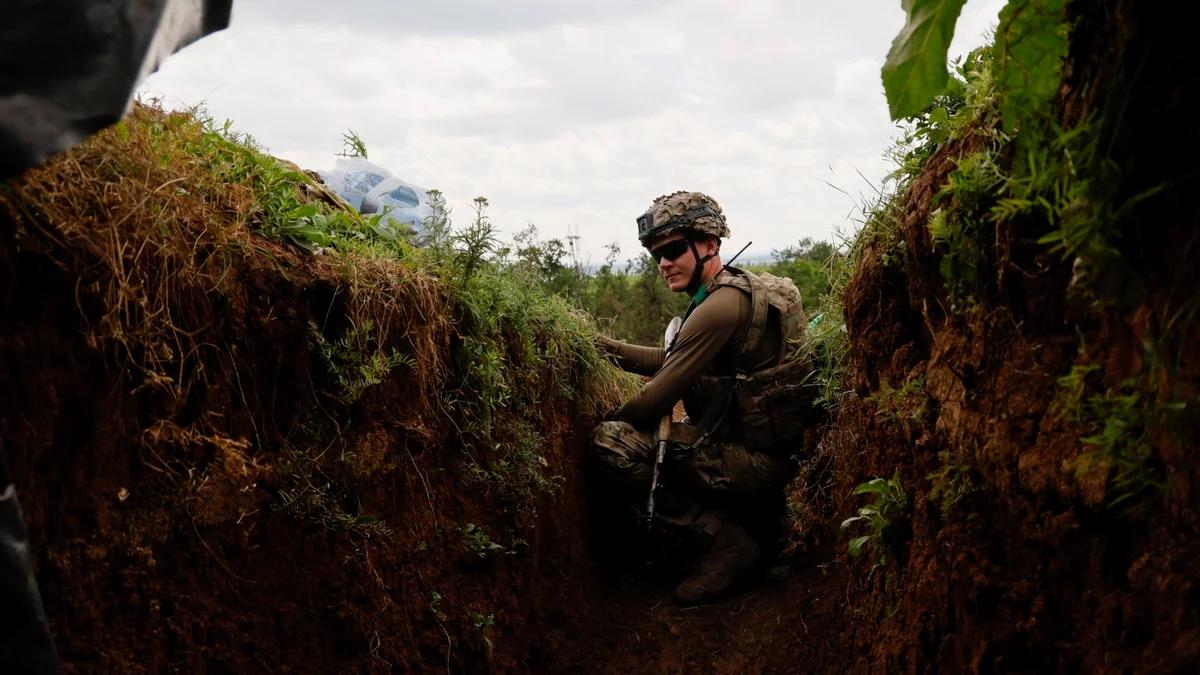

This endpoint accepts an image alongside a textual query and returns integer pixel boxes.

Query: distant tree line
[497,225,841,346]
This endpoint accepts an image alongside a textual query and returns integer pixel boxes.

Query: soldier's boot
[672,518,760,605]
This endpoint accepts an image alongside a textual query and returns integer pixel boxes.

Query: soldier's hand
[593,333,616,351]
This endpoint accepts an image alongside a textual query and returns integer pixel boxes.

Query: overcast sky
[141,0,1004,262]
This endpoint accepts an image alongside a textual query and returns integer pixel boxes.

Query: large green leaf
[848,535,872,558]
[882,0,968,120]
[852,477,892,496]
[993,0,1069,130]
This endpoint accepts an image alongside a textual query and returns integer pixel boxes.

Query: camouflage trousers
[589,420,794,541]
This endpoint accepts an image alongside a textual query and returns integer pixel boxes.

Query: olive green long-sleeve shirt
[598,282,781,430]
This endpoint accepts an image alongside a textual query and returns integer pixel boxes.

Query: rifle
[644,241,752,529]
[644,316,681,529]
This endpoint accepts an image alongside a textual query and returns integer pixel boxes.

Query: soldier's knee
[591,420,631,451]
[589,420,649,473]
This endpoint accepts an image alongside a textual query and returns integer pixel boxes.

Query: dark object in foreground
[1,1,233,669]
[0,0,233,179]
[0,444,59,673]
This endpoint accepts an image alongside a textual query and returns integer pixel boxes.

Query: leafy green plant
[841,473,909,572]
[876,0,1161,311]
[419,188,453,248]
[993,0,1069,131]
[1055,362,1101,423]
[1068,379,1167,511]
[871,375,928,425]
[460,418,565,507]
[453,197,499,283]
[471,612,496,654]
[275,203,336,250]
[338,129,369,159]
[927,451,978,516]
[312,318,413,404]
[881,0,1069,125]
[929,149,1006,300]
[881,0,969,119]
[458,523,509,559]
[1053,361,1188,512]
[1075,386,1161,509]
[274,441,393,539]
[882,16,1148,312]
[888,47,1000,185]
[798,309,849,411]
[1029,126,1164,306]
[507,224,587,302]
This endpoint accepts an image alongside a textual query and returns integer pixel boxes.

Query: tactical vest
[697,267,821,454]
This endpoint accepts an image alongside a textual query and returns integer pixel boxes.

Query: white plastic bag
[318,158,434,237]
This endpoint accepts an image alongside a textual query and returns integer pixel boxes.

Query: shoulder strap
[684,268,773,447]
[709,266,769,376]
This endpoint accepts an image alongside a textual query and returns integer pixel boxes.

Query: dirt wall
[0,113,620,672]
[792,1,1200,672]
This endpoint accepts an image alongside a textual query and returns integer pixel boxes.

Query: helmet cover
[636,191,730,245]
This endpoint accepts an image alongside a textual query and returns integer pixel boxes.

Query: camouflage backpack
[706,267,822,454]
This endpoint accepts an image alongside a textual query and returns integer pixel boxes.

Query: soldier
[592,191,814,604]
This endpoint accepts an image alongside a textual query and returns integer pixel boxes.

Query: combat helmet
[636,191,730,246]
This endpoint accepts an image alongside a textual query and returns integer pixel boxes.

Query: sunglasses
[649,239,691,263]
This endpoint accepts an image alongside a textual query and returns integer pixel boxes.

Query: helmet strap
[685,238,716,295]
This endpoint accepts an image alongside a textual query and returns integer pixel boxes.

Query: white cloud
[233,0,672,36]
[950,0,1006,62]
[834,58,883,99]
[142,0,997,260]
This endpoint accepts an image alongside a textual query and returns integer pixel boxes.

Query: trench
[0,172,832,670]
[4,1,1200,670]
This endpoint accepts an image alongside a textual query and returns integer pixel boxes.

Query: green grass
[86,103,637,533]
[1056,366,1170,512]
[871,375,928,425]
[457,523,511,559]
[927,451,978,516]
[312,317,414,404]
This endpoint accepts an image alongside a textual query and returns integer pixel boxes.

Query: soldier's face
[649,233,713,292]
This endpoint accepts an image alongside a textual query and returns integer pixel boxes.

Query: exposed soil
[775,2,1200,672]
[2,0,1198,672]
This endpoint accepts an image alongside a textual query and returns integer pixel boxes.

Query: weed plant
[1054,362,1181,512]
[275,439,394,539]
[888,41,1159,311]
[872,375,928,425]
[457,523,510,559]
[927,451,979,516]
[841,473,909,576]
[312,318,414,404]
